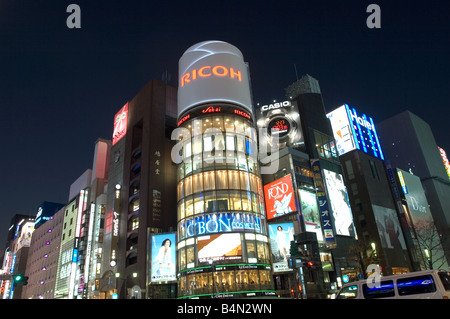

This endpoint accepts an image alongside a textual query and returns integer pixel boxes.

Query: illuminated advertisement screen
[268,222,295,272]
[438,146,450,180]
[197,233,242,263]
[323,169,356,237]
[112,102,128,145]
[263,175,296,220]
[327,104,384,159]
[150,233,176,282]
[256,100,305,151]
[326,105,355,155]
[372,205,407,250]
[299,190,324,242]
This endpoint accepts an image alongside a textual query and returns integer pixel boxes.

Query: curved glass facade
[176,106,274,298]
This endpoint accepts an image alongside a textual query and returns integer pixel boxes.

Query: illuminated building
[326,105,416,276]
[175,41,274,299]
[100,79,178,299]
[1,215,35,299]
[54,138,110,299]
[255,74,357,298]
[377,111,450,266]
[22,204,65,299]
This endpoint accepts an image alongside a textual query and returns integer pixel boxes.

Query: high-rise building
[377,111,450,265]
[100,79,178,299]
[54,138,110,299]
[327,105,416,276]
[175,41,274,299]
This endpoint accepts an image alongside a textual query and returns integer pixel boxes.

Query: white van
[335,270,450,299]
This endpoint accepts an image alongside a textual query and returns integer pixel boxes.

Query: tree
[414,220,449,270]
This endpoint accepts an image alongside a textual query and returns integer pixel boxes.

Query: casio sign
[261,101,291,112]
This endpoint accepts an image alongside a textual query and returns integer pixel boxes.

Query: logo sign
[112,102,128,146]
[177,41,252,118]
[179,213,262,239]
[177,104,252,127]
[261,100,291,112]
[327,104,384,159]
[263,175,296,220]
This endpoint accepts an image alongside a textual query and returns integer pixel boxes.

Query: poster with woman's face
[268,222,294,272]
[150,233,176,282]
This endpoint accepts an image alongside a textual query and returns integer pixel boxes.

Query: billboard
[323,169,356,237]
[256,100,305,151]
[327,104,384,159]
[263,175,296,220]
[299,189,324,242]
[397,169,434,224]
[112,102,128,146]
[197,233,242,263]
[311,160,335,242]
[177,41,252,117]
[372,204,407,250]
[268,222,295,272]
[150,233,176,282]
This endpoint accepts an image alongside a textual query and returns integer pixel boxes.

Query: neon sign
[181,65,242,87]
[177,104,252,126]
[327,104,384,159]
[112,102,128,146]
[180,213,262,239]
[438,146,450,180]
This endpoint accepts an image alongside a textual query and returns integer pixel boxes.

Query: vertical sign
[110,184,121,266]
[112,102,128,146]
[310,159,335,243]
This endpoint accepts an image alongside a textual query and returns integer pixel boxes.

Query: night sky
[1,0,449,249]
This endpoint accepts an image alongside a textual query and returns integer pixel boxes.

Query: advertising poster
[256,100,305,151]
[197,233,242,263]
[323,169,356,237]
[326,105,355,155]
[372,205,407,250]
[310,160,335,242]
[263,174,296,220]
[268,222,294,272]
[299,189,324,242]
[397,169,434,224]
[150,233,176,282]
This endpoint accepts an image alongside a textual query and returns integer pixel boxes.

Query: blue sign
[181,213,262,239]
[345,104,384,160]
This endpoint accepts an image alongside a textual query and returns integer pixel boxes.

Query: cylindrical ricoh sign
[177,40,253,118]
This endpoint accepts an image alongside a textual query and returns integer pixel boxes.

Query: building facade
[377,111,450,266]
[175,41,274,298]
[22,204,65,299]
[100,79,178,299]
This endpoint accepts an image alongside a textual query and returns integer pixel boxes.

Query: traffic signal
[302,261,314,269]
[13,274,28,286]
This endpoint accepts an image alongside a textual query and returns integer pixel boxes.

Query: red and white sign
[112,102,128,145]
[264,175,296,220]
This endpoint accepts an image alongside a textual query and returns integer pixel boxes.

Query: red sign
[263,175,296,220]
[112,102,128,145]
